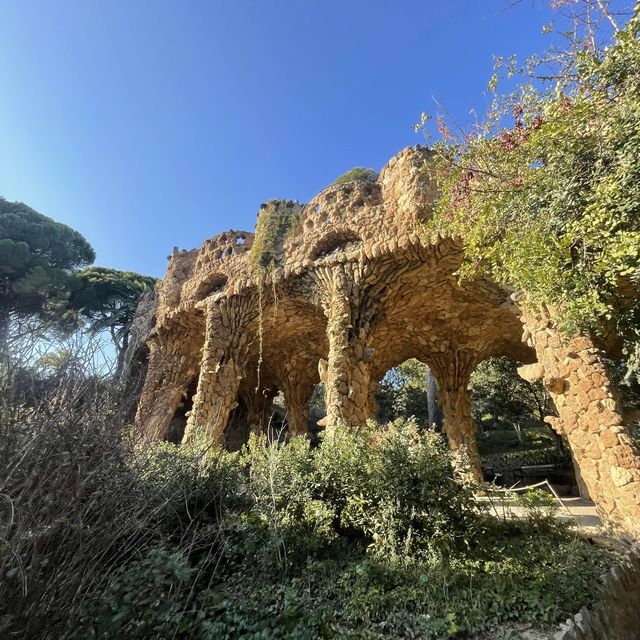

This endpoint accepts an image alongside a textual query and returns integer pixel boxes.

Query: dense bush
[241,421,480,564]
[0,357,241,638]
[0,361,611,639]
[422,3,640,379]
[86,422,609,639]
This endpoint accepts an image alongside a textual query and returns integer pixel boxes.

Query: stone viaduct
[134,146,640,538]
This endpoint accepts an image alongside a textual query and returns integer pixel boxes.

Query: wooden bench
[513,464,558,484]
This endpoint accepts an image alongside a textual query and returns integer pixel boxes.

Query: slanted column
[183,296,255,446]
[431,353,483,484]
[318,265,373,431]
[282,379,313,438]
[135,331,200,443]
[520,309,640,538]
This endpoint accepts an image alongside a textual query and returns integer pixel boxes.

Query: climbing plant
[248,200,304,389]
[249,199,304,272]
[419,0,640,379]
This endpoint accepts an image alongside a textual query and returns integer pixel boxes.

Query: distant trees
[376,359,434,427]
[0,198,95,352]
[469,357,548,427]
[334,167,378,185]
[68,267,157,376]
[0,197,155,375]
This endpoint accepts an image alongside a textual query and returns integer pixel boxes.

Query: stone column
[135,332,200,443]
[519,310,640,538]
[282,379,313,438]
[430,352,483,484]
[317,265,373,431]
[182,296,256,446]
[439,386,483,484]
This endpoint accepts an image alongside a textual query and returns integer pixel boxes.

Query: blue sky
[1,0,556,278]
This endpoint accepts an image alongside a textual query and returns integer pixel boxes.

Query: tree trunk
[114,331,128,380]
[425,366,442,428]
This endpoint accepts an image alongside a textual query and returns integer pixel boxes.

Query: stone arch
[194,272,228,299]
[308,229,362,261]
[134,144,640,538]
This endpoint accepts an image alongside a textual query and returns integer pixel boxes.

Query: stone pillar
[318,265,373,431]
[182,296,256,446]
[439,385,483,484]
[135,333,200,443]
[520,309,640,538]
[430,352,483,484]
[281,379,314,438]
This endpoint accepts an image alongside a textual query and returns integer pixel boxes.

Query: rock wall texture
[134,145,640,537]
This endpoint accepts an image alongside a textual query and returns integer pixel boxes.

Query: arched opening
[223,384,283,450]
[306,382,326,440]
[309,230,361,261]
[469,356,577,493]
[374,358,442,429]
[195,273,228,299]
[165,376,199,444]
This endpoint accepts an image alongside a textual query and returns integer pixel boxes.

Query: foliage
[376,359,432,426]
[237,421,480,566]
[200,521,606,639]
[67,266,156,374]
[470,357,549,426]
[0,331,243,638]
[482,445,569,468]
[249,199,304,272]
[0,327,612,640]
[334,167,379,184]
[0,198,95,346]
[515,488,559,527]
[89,422,608,639]
[0,366,612,640]
[421,2,640,379]
[477,424,557,455]
[93,547,197,640]
[320,421,481,561]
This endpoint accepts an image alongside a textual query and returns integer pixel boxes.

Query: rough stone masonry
[132,146,640,538]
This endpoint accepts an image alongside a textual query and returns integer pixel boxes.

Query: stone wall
[519,309,640,538]
[555,544,640,640]
[133,145,640,538]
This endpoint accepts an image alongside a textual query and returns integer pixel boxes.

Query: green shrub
[236,421,481,567]
[92,547,197,640]
[321,420,481,561]
[241,433,336,561]
[334,167,378,184]
[139,441,245,532]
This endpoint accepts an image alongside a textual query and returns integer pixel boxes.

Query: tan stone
[130,146,640,541]
[611,466,634,488]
